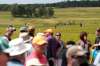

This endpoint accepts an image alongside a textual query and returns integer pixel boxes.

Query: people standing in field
[28,26,35,37]
[61,40,75,66]
[2,25,16,43]
[44,29,61,66]
[25,35,48,66]
[6,37,31,66]
[77,31,91,60]
[19,26,33,43]
[66,45,95,66]
[95,28,100,44]
[54,32,64,66]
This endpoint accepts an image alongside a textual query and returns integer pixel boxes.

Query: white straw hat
[5,38,31,56]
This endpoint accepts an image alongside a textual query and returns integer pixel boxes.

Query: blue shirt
[7,59,24,66]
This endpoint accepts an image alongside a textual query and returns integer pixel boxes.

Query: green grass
[0,7,100,43]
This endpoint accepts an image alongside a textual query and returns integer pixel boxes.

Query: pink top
[25,50,48,66]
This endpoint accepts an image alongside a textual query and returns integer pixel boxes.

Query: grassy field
[0,7,100,43]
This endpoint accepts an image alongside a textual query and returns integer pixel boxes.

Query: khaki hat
[32,36,48,46]
[66,46,86,58]
[44,29,53,33]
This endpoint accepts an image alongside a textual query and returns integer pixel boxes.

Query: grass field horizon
[0,7,100,43]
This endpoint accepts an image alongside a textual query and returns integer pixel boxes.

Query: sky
[0,0,66,4]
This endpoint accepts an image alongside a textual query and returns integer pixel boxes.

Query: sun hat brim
[4,43,32,56]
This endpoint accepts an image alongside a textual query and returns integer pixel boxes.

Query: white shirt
[93,53,100,66]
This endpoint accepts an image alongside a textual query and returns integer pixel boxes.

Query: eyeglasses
[56,35,61,36]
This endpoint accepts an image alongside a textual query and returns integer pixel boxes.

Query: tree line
[0,1,100,11]
[0,1,100,18]
[11,5,54,18]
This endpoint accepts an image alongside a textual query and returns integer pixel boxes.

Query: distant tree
[46,7,54,17]
[34,8,40,17]
[25,6,32,18]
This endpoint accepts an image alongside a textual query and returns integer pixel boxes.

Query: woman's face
[34,43,47,53]
[84,36,87,40]
[55,35,61,40]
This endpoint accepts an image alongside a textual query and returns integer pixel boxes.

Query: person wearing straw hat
[0,37,10,66]
[25,35,48,66]
[6,38,31,66]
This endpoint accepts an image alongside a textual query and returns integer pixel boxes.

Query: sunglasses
[72,55,86,59]
[56,35,61,36]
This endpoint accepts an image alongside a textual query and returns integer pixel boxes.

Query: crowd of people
[0,25,100,66]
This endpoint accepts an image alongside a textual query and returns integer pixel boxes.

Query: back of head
[66,41,75,48]
[66,45,84,58]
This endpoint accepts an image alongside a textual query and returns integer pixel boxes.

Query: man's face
[96,31,100,36]
[0,52,9,64]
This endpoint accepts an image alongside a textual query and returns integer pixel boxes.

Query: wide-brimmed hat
[66,46,86,58]
[5,38,31,56]
[32,35,48,46]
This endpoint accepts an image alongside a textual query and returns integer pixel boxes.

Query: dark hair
[96,28,100,32]
[55,32,61,36]
[80,31,88,40]
[66,40,75,45]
